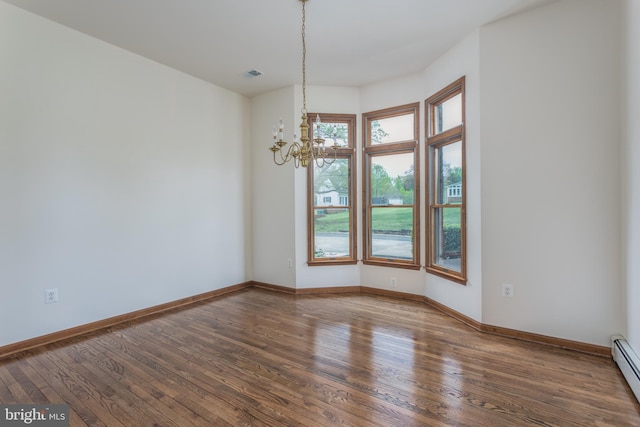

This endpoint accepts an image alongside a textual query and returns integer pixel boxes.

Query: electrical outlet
[390,277,397,288]
[502,284,513,298]
[287,258,292,268]
[45,288,59,304]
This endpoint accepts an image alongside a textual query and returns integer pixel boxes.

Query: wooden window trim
[363,103,420,270]
[364,103,420,147]
[307,113,357,266]
[425,77,467,284]
[426,77,465,142]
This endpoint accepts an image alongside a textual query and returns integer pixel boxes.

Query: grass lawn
[371,207,413,234]
[314,209,351,233]
[314,206,461,233]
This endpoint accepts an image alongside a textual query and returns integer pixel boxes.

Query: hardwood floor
[1,288,638,426]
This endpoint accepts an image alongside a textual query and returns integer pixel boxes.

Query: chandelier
[269,0,338,168]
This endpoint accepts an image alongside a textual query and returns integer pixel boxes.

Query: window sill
[362,259,421,271]
[425,266,467,285]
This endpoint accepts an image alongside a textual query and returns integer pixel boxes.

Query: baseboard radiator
[612,335,640,402]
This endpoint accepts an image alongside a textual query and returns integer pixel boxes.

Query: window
[426,77,466,283]
[307,113,357,265]
[363,103,420,269]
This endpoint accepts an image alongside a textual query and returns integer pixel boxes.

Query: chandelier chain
[301,0,307,112]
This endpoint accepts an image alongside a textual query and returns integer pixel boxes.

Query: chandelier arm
[272,141,300,166]
[282,147,293,164]
[310,143,337,168]
[289,142,303,162]
[272,149,287,166]
[281,145,293,164]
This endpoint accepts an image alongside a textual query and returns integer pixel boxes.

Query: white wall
[622,0,640,353]
[0,2,250,347]
[250,87,297,288]
[479,0,623,346]
[422,30,483,323]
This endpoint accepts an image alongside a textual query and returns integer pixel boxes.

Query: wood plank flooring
[1,288,639,426]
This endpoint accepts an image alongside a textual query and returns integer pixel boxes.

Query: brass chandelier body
[269,0,338,168]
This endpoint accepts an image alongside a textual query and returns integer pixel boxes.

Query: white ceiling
[3,0,554,97]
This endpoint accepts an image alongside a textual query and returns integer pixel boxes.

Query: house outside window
[446,183,462,203]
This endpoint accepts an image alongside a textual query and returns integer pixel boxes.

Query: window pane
[314,159,349,206]
[435,140,462,205]
[371,153,414,206]
[314,208,350,258]
[433,207,461,272]
[370,113,414,145]
[371,207,413,260]
[434,93,462,135]
[314,121,349,147]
